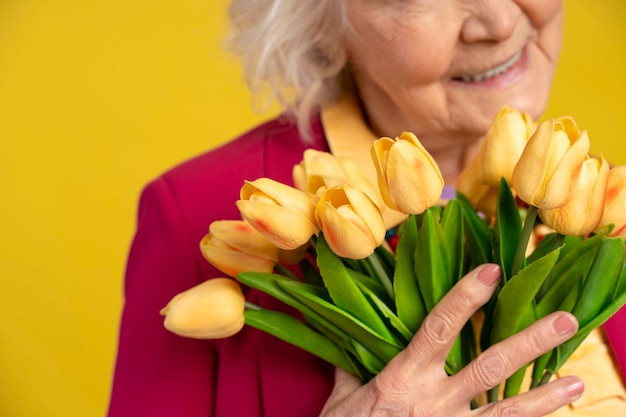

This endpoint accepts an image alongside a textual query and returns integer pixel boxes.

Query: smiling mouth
[454,50,523,83]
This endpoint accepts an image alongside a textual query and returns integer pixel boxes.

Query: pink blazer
[107,115,626,417]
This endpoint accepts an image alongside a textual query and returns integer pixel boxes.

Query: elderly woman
[107,1,626,416]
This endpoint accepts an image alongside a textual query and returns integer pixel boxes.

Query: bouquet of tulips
[161,107,626,402]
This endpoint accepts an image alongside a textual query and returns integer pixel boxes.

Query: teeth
[459,51,522,82]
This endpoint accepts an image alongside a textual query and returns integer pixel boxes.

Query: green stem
[274,263,299,280]
[244,301,262,311]
[511,205,538,277]
[539,371,553,387]
[487,385,500,403]
[366,253,395,301]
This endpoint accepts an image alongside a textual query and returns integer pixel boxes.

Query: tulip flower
[595,165,626,238]
[293,149,383,208]
[371,131,444,215]
[200,220,279,277]
[539,156,610,236]
[512,117,590,210]
[160,278,245,339]
[315,184,385,259]
[479,106,535,186]
[293,150,349,197]
[237,178,318,250]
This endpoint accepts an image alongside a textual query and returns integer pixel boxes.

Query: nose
[460,0,520,43]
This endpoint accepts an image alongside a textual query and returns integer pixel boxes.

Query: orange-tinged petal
[596,165,626,237]
[208,220,279,262]
[161,278,245,339]
[200,235,276,277]
[241,178,316,223]
[540,130,590,209]
[315,185,385,259]
[236,200,318,250]
[539,156,609,236]
[513,118,590,209]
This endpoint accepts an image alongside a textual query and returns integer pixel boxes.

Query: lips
[453,50,524,83]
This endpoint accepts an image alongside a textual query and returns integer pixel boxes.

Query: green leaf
[393,215,427,333]
[352,338,386,375]
[244,308,359,376]
[571,237,625,327]
[535,241,600,318]
[491,249,560,344]
[535,233,603,307]
[236,271,307,310]
[278,279,403,363]
[317,235,392,337]
[346,267,394,309]
[356,280,413,343]
[441,199,464,282]
[547,272,626,374]
[414,208,452,312]
[494,179,523,281]
[457,192,492,268]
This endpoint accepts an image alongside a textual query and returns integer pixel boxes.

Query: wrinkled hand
[320,264,584,417]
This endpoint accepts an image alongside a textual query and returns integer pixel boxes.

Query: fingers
[476,375,584,417]
[385,264,502,379]
[450,311,579,400]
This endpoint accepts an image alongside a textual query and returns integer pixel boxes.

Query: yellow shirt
[321,95,626,416]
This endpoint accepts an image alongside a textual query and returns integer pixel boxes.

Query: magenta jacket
[107,115,626,417]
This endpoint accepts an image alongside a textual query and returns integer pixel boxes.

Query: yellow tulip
[539,156,610,236]
[237,178,319,250]
[293,150,349,197]
[160,278,245,339]
[200,220,279,277]
[479,106,535,186]
[293,149,382,208]
[371,131,444,215]
[595,165,626,238]
[315,184,385,259]
[512,117,590,210]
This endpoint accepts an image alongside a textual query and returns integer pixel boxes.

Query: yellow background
[0,1,624,416]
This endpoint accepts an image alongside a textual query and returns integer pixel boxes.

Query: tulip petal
[237,200,318,250]
[161,278,245,339]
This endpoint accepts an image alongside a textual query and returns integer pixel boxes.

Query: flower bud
[200,220,279,277]
[371,132,444,215]
[595,165,626,237]
[479,106,535,186]
[160,278,245,339]
[513,117,590,210]
[293,149,383,208]
[315,184,385,259]
[237,178,318,250]
[539,156,610,236]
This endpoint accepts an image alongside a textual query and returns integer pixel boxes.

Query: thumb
[326,368,363,405]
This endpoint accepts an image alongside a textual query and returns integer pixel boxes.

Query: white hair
[227,0,351,141]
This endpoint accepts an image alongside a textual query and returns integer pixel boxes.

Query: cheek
[516,0,563,29]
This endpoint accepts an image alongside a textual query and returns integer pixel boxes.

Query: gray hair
[227,0,351,141]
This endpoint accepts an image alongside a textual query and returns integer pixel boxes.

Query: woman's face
[344,0,563,146]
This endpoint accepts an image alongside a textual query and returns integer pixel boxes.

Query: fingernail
[553,314,577,336]
[566,380,584,400]
[477,264,501,286]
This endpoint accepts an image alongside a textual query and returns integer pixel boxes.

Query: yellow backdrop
[0,1,624,416]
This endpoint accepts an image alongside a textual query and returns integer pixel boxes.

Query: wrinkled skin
[320,265,583,417]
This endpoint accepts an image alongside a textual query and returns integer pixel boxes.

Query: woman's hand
[320,264,584,417]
